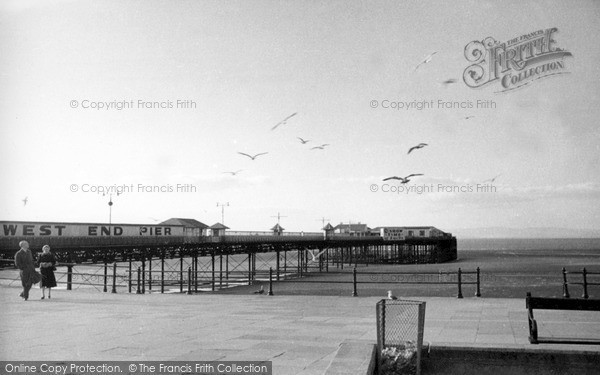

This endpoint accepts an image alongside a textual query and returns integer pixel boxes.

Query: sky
[1,0,599,236]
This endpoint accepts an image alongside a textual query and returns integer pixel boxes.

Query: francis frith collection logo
[463,28,572,93]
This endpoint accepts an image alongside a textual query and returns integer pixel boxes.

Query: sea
[457,238,600,251]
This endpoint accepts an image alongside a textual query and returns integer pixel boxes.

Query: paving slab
[1,285,599,374]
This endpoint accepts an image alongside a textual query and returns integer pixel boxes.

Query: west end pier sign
[463,27,573,93]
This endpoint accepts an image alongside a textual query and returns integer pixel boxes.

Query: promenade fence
[562,267,600,299]
[0,259,481,298]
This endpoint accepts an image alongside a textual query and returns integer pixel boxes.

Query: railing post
[148,253,152,292]
[161,251,165,294]
[352,267,358,297]
[582,268,589,299]
[136,267,141,294]
[212,253,216,291]
[457,268,463,299]
[179,254,183,293]
[562,267,570,298]
[103,261,108,293]
[475,267,481,297]
[194,253,198,293]
[141,254,146,294]
[268,267,274,296]
[67,265,73,291]
[128,258,132,293]
[111,262,117,293]
[187,267,192,295]
[276,251,280,281]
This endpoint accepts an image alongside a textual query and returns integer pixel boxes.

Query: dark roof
[160,218,209,229]
[323,223,335,230]
[210,223,229,229]
[333,223,370,232]
[270,223,285,231]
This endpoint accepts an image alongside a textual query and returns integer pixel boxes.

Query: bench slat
[527,297,600,311]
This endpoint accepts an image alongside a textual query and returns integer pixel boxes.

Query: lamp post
[108,194,113,225]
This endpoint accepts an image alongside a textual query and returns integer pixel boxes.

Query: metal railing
[268,267,481,299]
[562,267,600,299]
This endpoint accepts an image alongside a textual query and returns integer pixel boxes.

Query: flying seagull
[483,174,501,183]
[414,51,437,71]
[22,197,28,206]
[253,286,265,294]
[442,78,457,86]
[311,144,330,150]
[387,290,398,300]
[408,143,428,154]
[464,116,475,120]
[308,249,327,262]
[271,112,298,130]
[297,137,310,144]
[382,174,424,184]
[238,152,268,160]
[223,170,243,176]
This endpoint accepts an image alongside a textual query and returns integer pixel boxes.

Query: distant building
[372,226,450,240]
[160,218,209,237]
[210,223,229,237]
[332,223,371,237]
[270,223,284,236]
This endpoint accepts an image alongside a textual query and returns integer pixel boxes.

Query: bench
[526,292,600,344]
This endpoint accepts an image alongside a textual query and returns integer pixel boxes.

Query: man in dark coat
[14,240,36,301]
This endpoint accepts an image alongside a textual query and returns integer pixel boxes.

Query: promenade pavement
[1,285,599,375]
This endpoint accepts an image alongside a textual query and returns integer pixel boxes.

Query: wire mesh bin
[376,299,426,375]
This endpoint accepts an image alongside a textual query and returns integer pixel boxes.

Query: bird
[483,174,501,183]
[310,144,330,150]
[382,174,424,184]
[308,249,326,262]
[464,116,475,120]
[387,290,398,300]
[22,197,28,206]
[271,113,298,130]
[297,137,310,144]
[238,152,268,160]
[253,286,265,294]
[148,217,160,222]
[407,143,428,154]
[414,51,437,71]
[223,170,243,176]
[441,78,457,86]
